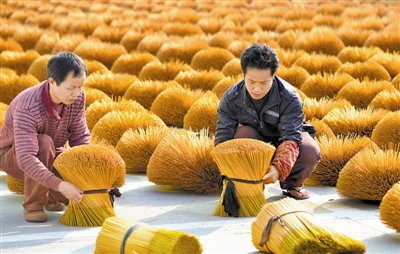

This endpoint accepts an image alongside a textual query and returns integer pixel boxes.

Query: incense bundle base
[213,180,266,217]
[211,138,276,217]
[252,197,366,254]
[59,193,116,227]
[94,217,203,254]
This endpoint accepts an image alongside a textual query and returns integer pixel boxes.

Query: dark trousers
[0,134,66,211]
[234,126,321,189]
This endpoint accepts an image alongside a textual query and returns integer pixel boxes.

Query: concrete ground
[0,171,399,254]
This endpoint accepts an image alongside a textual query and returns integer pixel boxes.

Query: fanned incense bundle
[251,197,366,254]
[147,128,220,193]
[336,148,400,201]
[6,174,24,194]
[380,181,400,232]
[54,144,125,226]
[311,134,379,186]
[211,138,275,217]
[94,217,203,254]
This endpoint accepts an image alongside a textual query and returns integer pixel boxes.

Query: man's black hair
[46,51,88,85]
[240,43,280,76]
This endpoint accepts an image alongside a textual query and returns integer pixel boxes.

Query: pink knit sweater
[0,81,90,191]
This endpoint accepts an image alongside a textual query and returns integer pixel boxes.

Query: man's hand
[263,165,280,185]
[58,181,84,204]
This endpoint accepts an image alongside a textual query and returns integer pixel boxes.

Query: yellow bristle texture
[0,102,9,128]
[196,17,224,34]
[84,59,109,75]
[190,47,235,71]
[111,51,158,76]
[292,30,345,56]
[54,144,125,227]
[293,53,342,75]
[137,33,171,56]
[364,31,400,53]
[184,91,220,134]
[301,72,355,99]
[0,68,16,76]
[335,60,391,81]
[337,148,400,201]
[27,54,51,82]
[275,19,315,33]
[0,74,39,104]
[123,80,181,110]
[94,217,203,254]
[6,174,24,195]
[212,74,243,99]
[221,58,242,77]
[116,126,170,174]
[308,118,335,140]
[162,22,203,37]
[337,46,383,64]
[0,50,40,75]
[82,87,111,110]
[174,69,225,92]
[392,74,400,91]
[337,27,373,47]
[84,71,138,98]
[277,30,303,50]
[274,49,307,68]
[91,25,128,44]
[370,51,400,79]
[68,18,105,37]
[337,78,396,109]
[34,31,59,55]
[52,34,86,54]
[227,40,253,58]
[303,97,352,121]
[380,181,400,232]
[312,14,345,28]
[12,26,44,50]
[208,31,238,49]
[211,138,276,217]
[275,65,309,89]
[50,18,74,37]
[139,60,192,81]
[91,109,166,147]
[251,197,366,253]
[0,37,23,52]
[86,98,146,131]
[119,30,147,53]
[147,128,220,193]
[73,40,127,69]
[150,86,204,127]
[371,111,400,149]
[369,90,400,112]
[311,134,379,186]
[322,105,389,137]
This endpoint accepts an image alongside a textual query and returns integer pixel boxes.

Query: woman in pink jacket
[0,51,90,222]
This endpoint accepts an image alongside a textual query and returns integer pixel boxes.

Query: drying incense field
[1,0,399,253]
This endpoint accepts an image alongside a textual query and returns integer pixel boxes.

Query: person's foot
[44,201,66,211]
[282,187,310,200]
[24,210,48,222]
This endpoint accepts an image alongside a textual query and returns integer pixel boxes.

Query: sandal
[282,187,310,200]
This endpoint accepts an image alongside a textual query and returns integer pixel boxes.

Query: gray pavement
[0,171,399,254]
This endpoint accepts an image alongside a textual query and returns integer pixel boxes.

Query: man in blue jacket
[215,43,321,199]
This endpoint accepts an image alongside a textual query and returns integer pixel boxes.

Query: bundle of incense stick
[211,138,276,217]
[252,197,366,253]
[94,217,203,254]
[54,144,125,226]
